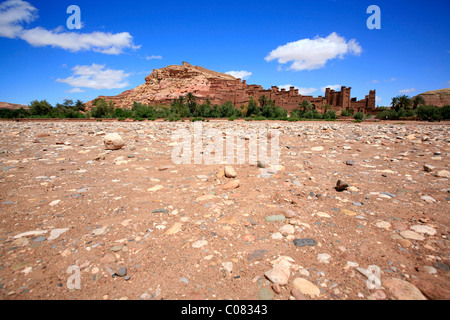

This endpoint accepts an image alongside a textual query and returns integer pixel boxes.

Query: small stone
[264,266,290,285]
[152,208,169,214]
[48,228,69,240]
[265,215,286,222]
[103,133,125,150]
[179,277,190,284]
[311,146,323,151]
[282,208,297,218]
[271,232,283,240]
[421,195,436,203]
[293,238,317,247]
[410,225,436,236]
[423,164,435,172]
[316,212,331,218]
[290,287,307,300]
[34,236,46,242]
[222,179,240,190]
[423,266,437,274]
[165,222,183,235]
[258,287,274,300]
[192,240,208,248]
[435,170,450,178]
[224,166,237,178]
[433,262,450,272]
[335,180,348,192]
[341,209,357,216]
[279,224,295,235]
[400,230,425,241]
[398,239,412,248]
[110,245,122,252]
[345,160,355,166]
[376,221,391,230]
[257,160,266,168]
[272,283,281,294]
[292,278,321,298]
[317,253,331,263]
[247,249,268,262]
[115,267,127,277]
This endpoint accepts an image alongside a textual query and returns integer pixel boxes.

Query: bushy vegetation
[2,92,448,123]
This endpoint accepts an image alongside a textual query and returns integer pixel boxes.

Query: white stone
[48,228,69,240]
[192,240,208,248]
[103,133,125,150]
[410,225,436,236]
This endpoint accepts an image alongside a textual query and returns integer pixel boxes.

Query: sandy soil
[0,120,448,300]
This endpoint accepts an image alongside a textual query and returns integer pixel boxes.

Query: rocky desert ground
[0,119,449,300]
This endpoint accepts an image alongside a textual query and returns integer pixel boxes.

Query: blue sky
[0,0,449,107]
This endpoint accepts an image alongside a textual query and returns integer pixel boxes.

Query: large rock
[103,133,125,150]
[383,278,427,300]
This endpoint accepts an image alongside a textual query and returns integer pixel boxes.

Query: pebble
[278,224,295,235]
[292,278,321,298]
[265,215,286,222]
[114,267,127,277]
[152,208,169,214]
[293,238,317,247]
[410,225,436,236]
[247,249,268,262]
[435,170,450,178]
[400,230,425,241]
[317,253,331,263]
[48,228,69,240]
[224,166,237,178]
[192,240,208,248]
[258,287,274,300]
[103,133,125,150]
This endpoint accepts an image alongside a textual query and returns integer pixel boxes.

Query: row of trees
[376,94,449,121]
[2,92,448,122]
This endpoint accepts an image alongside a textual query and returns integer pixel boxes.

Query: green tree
[392,95,411,112]
[29,100,52,116]
[412,95,425,109]
[246,97,260,117]
[75,99,86,111]
[299,100,313,113]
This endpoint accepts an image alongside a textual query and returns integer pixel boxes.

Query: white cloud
[56,64,131,90]
[385,78,396,82]
[321,84,342,92]
[265,32,362,71]
[399,88,416,94]
[278,85,317,95]
[376,96,382,103]
[20,27,139,54]
[225,70,252,80]
[65,87,85,93]
[0,0,37,38]
[0,0,139,54]
[371,79,379,84]
[146,55,162,60]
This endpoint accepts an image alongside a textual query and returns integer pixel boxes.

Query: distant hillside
[0,102,28,110]
[414,88,450,107]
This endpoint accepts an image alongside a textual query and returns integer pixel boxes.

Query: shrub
[340,109,354,117]
[416,105,442,120]
[323,110,337,120]
[354,112,364,121]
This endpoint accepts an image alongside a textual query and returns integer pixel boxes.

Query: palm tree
[322,103,331,114]
[412,95,425,109]
[258,95,268,108]
[396,95,412,111]
[391,97,399,111]
[299,100,313,113]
